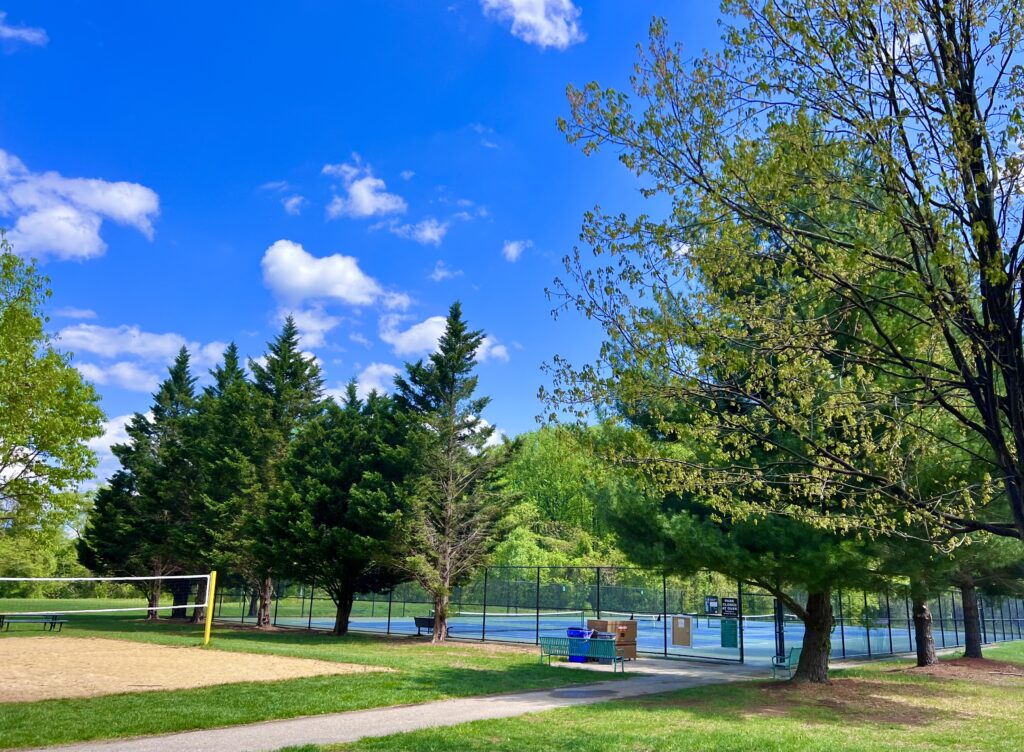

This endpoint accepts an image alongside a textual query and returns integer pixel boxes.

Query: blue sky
[0,1,720,482]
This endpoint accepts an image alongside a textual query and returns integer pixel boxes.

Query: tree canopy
[0,235,104,536]
[548,2,1024,545]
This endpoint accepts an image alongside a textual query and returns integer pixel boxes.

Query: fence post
[738,581,745,664]
[905,596,913,652]
[838,591,847,658]
[273,581,280,626]
[863,592,871,657]
[884,592,893,654]
[307,581,315,631]
[387,588,393,635]
[482,568,488,642]
[534,567,541,645]
[240,588,246,625]
[980,597,989,644]
[662,573,668,657]
[936,594,946,648]
[774,597,786,658]
[595,566,602,619]
[951,592,960,645]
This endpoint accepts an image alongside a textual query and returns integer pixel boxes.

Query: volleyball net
[0,572,218,644]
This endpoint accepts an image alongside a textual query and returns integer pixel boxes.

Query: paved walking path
[26,661,765,752]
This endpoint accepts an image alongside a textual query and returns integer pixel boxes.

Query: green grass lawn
[315,642,1024,752]
[0,613,612,749]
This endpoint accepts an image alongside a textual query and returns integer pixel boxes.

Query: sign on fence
[672,615,693,647]
[704,595,719,614]
[721,597,739,619]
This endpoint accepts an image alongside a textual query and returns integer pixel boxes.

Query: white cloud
[0,12,47,47]
[386,217,449,246]
[261,239,409,309]
[379,314,508,363]
[400,170,416,181]
[478,336,510,363]
[349,331,371,347]
[282,195,305,215]
[480,0,585,50]
[53,306,97,320]
[476,417,508,448]
[0,149,159,260]
[379,314,447,356]
[468,123,499,149]
[58,323,227,368]
[77,362,161,393]
[85,413,143,486]
[259,180,291,192]
[282,305,341,348]
[323,154,407,219]
[428,260,463,282]
[355,362,402,399]
[502,239,532,262]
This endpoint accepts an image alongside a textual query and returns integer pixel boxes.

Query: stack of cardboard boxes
[586,618,638,660]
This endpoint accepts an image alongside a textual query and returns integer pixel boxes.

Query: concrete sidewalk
[26,661,764,752]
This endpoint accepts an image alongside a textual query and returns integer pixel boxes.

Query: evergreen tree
[394,302,506,642]
[78,348,203,618]
[193,343,268,616]
[246,317,325,627]
[270,384,412,635]
[615,487,882,683]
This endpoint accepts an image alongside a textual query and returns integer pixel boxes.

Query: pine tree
[394,302,506,642]
[270,383,412,635]
[246,317,325,627]
[78,348,203,618]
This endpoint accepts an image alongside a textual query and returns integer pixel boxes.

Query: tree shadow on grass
[619,676,968,730]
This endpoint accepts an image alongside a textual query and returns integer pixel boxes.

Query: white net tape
[0,574,213,617]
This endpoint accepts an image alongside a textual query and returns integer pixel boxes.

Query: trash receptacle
[566,628,593,662]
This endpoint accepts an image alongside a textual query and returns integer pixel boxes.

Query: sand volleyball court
[0,636,388,703]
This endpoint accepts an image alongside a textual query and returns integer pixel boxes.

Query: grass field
[0,613,612,749]
[289,643,1023,752]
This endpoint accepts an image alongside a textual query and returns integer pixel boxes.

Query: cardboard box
[587,619,638,641]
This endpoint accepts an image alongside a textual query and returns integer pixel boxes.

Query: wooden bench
[772,646,802,679]
[414,616,434,636]
[539,637,625,673]
[0,614,68,633]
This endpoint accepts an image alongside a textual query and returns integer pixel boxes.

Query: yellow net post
[203,570,217,646]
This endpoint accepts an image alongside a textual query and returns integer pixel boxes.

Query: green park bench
[538,636,625,673]
[0,614,68,633]
[771,646,803,680]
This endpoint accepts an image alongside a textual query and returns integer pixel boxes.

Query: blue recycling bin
[566,627,593,662]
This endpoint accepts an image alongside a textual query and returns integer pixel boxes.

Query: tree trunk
[332,588,355,636]
[257,577,273,628]
[912,595,938,667]
[146,587,161,620]
[190,578,208,624]
[432,592,449,644]
[247,586,260,617]
[960,580,983,659]
[792,590,832,683]
[170,580,190,619]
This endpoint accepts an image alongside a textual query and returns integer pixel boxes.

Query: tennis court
[266,609,898,662]
[214,566,1024,664]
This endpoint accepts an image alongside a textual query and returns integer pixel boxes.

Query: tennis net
[447,610,586,633]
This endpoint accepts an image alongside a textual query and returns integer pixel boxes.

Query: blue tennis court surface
[265,611,905,663]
